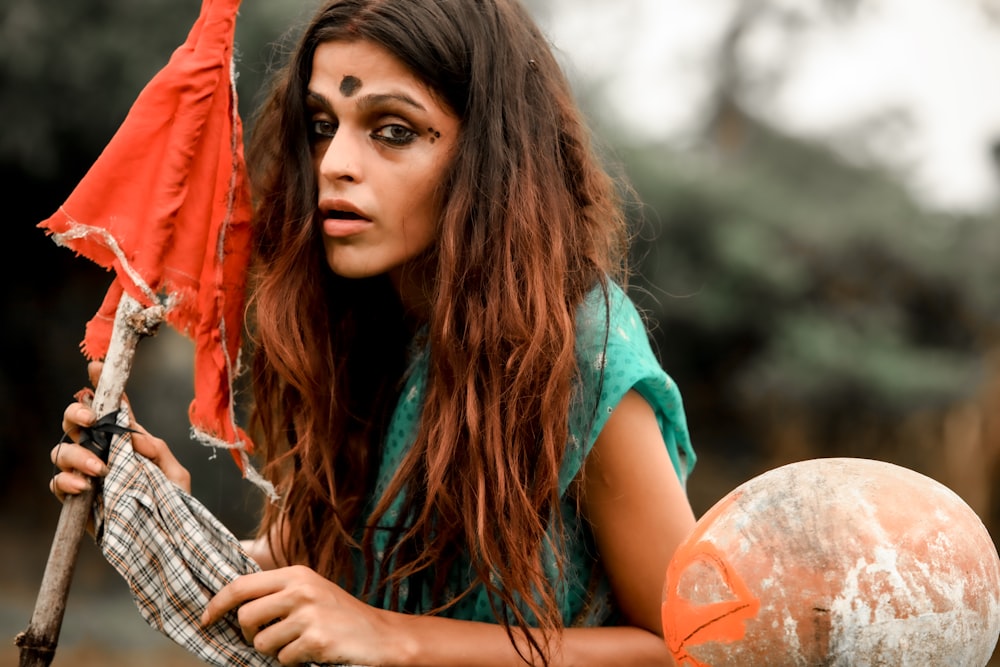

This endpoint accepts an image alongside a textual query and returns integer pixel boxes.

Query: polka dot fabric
[354,280,695,626]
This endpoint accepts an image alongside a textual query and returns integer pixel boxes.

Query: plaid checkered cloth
[92,408,280,665]
[92,409,358,666]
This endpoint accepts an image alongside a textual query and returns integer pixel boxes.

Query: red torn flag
[38,0,271,495]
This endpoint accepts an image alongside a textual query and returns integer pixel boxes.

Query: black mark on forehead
[340,75,362,97]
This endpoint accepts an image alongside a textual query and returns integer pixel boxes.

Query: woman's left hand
[201,565,399,666]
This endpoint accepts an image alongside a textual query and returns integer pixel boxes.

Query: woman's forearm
[381,611,675,667]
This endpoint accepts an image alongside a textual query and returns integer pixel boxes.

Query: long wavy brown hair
[245,0,628,661]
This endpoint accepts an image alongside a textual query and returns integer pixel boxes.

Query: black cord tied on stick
[78,410,134,464]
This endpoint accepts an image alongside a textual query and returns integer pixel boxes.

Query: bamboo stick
[16,293,162,667]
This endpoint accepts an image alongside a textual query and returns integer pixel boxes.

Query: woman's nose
[317,128,363,183]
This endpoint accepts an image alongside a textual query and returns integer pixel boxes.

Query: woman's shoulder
[575,279,655,359]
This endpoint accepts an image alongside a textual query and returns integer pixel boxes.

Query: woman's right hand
[49,361,192,501]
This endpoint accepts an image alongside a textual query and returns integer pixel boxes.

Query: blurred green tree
[589,0,1000,525]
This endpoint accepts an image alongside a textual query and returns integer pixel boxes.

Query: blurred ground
[2,518,202,667]
[4,462,998,666]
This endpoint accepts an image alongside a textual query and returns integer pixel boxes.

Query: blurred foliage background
[1,0,999,664]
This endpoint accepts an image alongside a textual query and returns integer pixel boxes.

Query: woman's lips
[320,207,372,238]
[322,215,372,238]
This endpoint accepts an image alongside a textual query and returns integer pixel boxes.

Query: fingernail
[89,460,108,476]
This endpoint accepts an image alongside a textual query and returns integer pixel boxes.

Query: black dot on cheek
[435,131,441,139]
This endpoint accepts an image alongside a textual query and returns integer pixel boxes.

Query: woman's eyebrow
[305,90,427,115]
[305,91,333,111]
[355,92,427,113]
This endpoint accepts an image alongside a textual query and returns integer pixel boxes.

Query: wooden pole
[16,293,163,666]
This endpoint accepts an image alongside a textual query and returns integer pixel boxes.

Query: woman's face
[307,39,459,292]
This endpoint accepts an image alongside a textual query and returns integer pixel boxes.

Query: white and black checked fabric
[92,408,281,666]
[91,409,366,666]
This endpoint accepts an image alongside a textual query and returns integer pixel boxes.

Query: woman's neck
[389,258,434,332]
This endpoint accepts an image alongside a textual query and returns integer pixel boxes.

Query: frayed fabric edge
[190,426,280,503]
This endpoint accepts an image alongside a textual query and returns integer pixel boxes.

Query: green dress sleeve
[564,280,695,492]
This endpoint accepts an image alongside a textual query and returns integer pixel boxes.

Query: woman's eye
[373,124,417,146]
[310,119,337,140]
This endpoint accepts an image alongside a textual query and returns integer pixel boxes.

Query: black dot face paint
[428,127,442,144]
[339,75,362,97]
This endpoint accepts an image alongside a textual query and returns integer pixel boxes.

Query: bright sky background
[540,0,1000,214]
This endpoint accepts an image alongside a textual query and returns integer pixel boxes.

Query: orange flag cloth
[39,0,274,498]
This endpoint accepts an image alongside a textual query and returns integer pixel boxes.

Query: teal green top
[354,280,695,625]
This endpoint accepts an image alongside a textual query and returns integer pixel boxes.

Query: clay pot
[662,457,1000,666]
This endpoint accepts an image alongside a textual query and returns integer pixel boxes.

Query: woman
[52,0,697,664]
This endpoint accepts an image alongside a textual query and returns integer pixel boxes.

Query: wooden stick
[16,293,163,667]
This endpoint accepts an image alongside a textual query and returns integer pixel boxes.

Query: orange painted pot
[662,457,1000,666]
